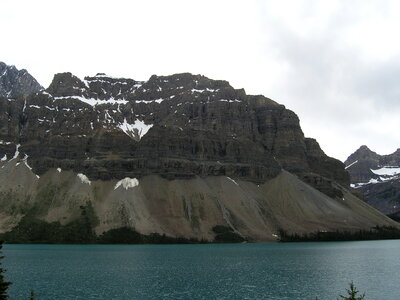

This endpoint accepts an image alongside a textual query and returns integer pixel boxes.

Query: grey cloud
[252,1,400,160]
[353,60,400,109]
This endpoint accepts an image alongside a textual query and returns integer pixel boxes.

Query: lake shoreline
[2,215,400,244]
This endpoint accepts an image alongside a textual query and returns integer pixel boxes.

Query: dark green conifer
[338,281,365,300]
[0,241,11,300]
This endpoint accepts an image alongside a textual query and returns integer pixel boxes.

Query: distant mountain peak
[0,61,43,98]
[345,145,379,166]
[346,144,400,218]
[356,145,376,154]
[46,72,87,97]
[346,145,400,185]
[359,145,370,150]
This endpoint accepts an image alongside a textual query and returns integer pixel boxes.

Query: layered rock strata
[346,146,400,217]
[0,62,395,241]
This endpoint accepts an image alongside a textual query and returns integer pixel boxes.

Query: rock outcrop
[0,62,42,98]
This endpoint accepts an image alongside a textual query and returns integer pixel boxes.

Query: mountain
[345,146,400,218]
[0,62,396,242]
[0,62,43,98]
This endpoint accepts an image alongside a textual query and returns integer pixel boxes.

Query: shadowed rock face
[345,145,381,183]
[345,145,400,176]
[0,68,348,189]
[0,62,42,98]
[346,146,400,217]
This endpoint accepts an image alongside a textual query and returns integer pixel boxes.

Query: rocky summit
[0,62,42,98]
[346,146,400,220]
[0,62,396,242]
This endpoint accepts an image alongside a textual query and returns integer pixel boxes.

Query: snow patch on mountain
[114,177,139,190]
[345,160,358,169]
[77,173,91,185]
[22,154,32,170]
[11,144,20,160]
[118,118,153,140]
[90,73,130,80]
[351,178,380,188]
[227,176,239,186]
[136,98,164,104]
[219,99,242,103]
[54,96,128,106]
[371,166,400,176]
[352,172,400,189]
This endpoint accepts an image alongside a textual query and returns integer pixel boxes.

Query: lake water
[3,240,400,299]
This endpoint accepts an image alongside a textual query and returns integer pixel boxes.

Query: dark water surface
[3,240,400,299]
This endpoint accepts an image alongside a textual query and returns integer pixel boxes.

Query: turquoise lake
[3,240,400,299]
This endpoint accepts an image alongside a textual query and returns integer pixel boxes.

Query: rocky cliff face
[0,69,349,187]
[0,62,395,241]
[0,62,42,98]
[346,146,400,217]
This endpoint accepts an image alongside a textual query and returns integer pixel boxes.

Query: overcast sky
[1,0,399,161]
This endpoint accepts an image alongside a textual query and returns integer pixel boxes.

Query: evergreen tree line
[278,225,400,242]
[0,216,210,244]
[0,210,244,244]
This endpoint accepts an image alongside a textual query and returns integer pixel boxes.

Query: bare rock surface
[346,146,400,217]
[0,61,393,240]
